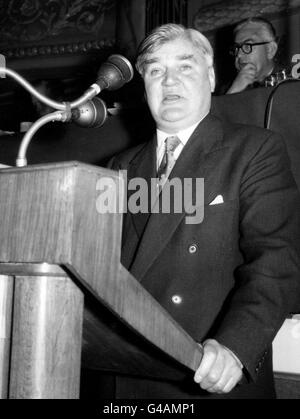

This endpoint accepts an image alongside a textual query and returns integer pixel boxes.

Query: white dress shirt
[156,115,207,170]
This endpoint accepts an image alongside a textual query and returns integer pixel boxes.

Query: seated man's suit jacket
[108,113,300,399]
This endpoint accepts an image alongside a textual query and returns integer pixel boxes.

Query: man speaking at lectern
[108,24,300,398]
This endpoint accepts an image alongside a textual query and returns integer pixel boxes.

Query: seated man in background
[226,17,288,94]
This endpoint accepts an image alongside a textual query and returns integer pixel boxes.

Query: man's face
[143,37,215,133]
[234,24,274,81]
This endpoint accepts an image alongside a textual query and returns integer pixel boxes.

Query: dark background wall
[1,0,300,157]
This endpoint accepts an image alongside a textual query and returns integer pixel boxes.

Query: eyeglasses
[229,41,272,57]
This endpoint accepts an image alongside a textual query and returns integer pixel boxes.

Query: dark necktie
[157,136,181,189]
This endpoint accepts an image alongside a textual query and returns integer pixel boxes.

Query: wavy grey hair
[234,17,277,42]
[136,23,214,77]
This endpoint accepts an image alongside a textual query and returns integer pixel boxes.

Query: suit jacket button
[188,244,198,254]
[172,295,183,304]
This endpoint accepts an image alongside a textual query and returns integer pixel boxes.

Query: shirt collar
[156,114,207,151]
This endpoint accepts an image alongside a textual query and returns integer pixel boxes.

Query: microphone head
[72,97,107,128]
[96,54,134,91]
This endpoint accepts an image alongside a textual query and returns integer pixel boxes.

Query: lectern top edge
[0,160,118,176]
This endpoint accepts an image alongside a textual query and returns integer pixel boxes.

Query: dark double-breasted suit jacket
[108,114,300,399]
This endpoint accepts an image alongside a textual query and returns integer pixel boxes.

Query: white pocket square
[209,195,224,205]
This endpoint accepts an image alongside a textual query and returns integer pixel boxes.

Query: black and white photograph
[0,0,300,403]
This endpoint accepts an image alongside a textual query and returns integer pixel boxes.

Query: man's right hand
[226,63,257,94]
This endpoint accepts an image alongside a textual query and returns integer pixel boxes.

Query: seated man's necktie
[157,136,181,190]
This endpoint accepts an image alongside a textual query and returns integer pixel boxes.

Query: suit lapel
[125,137,157,238]
[130,114,228,281]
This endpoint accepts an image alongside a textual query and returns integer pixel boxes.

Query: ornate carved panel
[0,0,116,59]
[194,0,300,33]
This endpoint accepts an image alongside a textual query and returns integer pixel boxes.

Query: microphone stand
[0,67,100,111]
[16,111,68,167]
[0,67,101,167]
[0,55,133,167]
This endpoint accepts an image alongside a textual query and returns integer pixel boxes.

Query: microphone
[95,54,134,91]
[1,55,131,166]
[70,54,134,108]
[50,56,133,126]
[71,97,107,128]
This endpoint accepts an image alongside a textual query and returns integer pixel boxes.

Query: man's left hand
[194,339,243,394]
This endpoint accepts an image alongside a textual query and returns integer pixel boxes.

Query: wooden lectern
[0,162,202,399]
